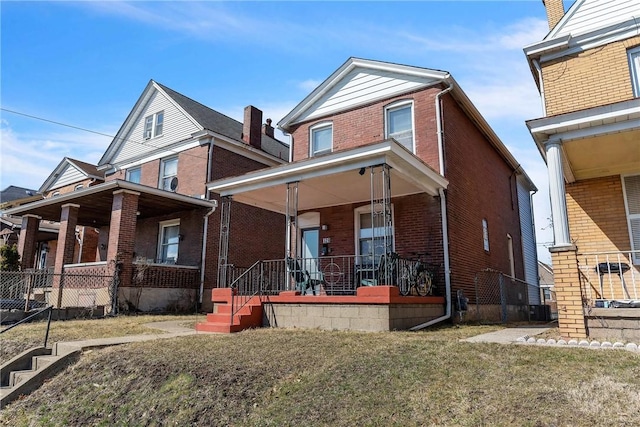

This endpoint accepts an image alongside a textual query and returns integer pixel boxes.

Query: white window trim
[157,219,180,264]
[622,174,640,264]
[74,184,84,191]
[159,156,178,191]
[384,100,415,153]
[353,204,395,259]
[309,122,333,157]
[144,111,164,140]
[628,46,640,98]
[482,218,490,252]
[126,166,141,184]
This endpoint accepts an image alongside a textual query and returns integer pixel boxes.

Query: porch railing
[578,250,639,307]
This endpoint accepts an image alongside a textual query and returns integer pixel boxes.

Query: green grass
[0,314,203,362]
[1,325,639,426]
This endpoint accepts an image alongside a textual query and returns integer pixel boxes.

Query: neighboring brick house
[8,80,288,312]
[201,58,538,331]
[525,0,640,339]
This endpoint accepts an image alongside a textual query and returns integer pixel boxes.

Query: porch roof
[3,180,217,227]
[207,139,449,213]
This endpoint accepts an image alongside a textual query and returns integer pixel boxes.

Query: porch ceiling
[3,180,217,227]
[207,139,449,213]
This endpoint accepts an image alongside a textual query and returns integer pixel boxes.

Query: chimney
[543,0,565,30]
[262,118,274,138]
[242,105,262,149]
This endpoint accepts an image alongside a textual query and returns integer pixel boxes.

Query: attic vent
[170,177,179,192]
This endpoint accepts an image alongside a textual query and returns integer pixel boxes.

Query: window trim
[384,100,415,153]
[628,46,640,98]
[143,111,164,140]
[74,184,83,191]
[157,219,180,264]
[159,156,178,191]
[622,174,640,264]
[126,166,142,184]
[154,111,164,137]
[309,122,333,157]
[353,204,395,261]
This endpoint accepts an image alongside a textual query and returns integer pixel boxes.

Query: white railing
[579,250,639,305]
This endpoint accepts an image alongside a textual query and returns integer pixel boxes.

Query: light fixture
[321,224,328,231]
[358,167,366,176]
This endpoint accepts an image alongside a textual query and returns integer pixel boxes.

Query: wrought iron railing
[578,250,639,307]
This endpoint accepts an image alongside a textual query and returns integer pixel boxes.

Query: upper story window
[482,218,490,252]
[385,101,414,152]
[143,111,164,139]
[160,157,178,191]
[629,47,640,97]
[126,167,141,184]
[51,191,60,198]
[74,184,83,191]
[310,122,332,157]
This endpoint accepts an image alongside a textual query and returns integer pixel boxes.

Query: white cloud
[298,79,322,93]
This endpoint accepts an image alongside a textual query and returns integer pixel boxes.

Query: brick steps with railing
[195,288,263,334]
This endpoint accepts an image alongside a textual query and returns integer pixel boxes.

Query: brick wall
[441,95,525,300]
[542,36,640,116]
[566,175,631,254]
[550,247,588,338]
[44,178,97,198]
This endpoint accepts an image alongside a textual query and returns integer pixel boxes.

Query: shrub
[0,244,21,271]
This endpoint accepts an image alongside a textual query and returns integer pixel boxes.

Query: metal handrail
[228,260,262,324]
[1,305,54,347]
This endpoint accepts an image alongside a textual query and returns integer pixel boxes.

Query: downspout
[199,137,215,306]
[533,59,546,116]
[75,227,83,264]
[410,80,454,331]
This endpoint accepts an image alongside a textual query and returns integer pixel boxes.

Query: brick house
[197,58,539,332]
[524,0,640,339]
[8,80,288,313]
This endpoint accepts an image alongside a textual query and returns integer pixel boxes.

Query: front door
[301,228,320,279]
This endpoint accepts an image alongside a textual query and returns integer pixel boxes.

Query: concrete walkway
[461,326,550,344]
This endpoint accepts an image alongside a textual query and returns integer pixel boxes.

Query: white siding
[553,0,640,38]
[297,68,438,123]
[518,176,540,304]
[50,164,85,190]
[111,90,201,165]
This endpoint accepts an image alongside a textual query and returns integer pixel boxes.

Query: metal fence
[578,250,640,307]
[473,269,550,323]
[1,269,117,322]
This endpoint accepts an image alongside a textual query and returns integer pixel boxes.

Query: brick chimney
[543,0,565,30]
[262,118,274,138]
[242,105,262,149]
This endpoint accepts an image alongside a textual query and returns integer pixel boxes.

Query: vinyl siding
[517,176,540,304]
[49,165,86,190]
[553,0,640,38]
[296,68,438,123]
[111,90,202,165]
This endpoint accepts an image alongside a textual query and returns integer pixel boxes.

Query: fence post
[499,273,506,323]
[24,272,33,312]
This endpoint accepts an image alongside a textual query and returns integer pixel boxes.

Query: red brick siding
[441,95,524,299]
[43,178,97,198]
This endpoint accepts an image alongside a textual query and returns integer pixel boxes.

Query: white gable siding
[553,0,640,39]
[517,176,540,304]
[50,164,86,190]
[111,90,201,165]
[296,68,438,123]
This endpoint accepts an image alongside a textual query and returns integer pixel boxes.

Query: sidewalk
[461,326,550,344]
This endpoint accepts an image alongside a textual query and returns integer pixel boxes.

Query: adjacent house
[525,0,640,339]
[7,80,288,313]
[197,58,539,332]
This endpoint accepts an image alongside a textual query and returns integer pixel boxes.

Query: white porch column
[546,140,571,247]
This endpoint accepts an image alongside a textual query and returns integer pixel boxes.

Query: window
[52,191,60,197]
[622,174,640,264]
[126,167,141,184]
[158,220,180,264]
[160,157,178,191]
[154,112,164,137]
[482,219,490,252]
[629,47,640,97]
[310,123,332,156]
[355,204,394,264]
[385,101,414,152]
[74,184,83,191]
[143,111,164,139]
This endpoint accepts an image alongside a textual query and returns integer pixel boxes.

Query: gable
[549,0,640,40]
[280,58,448,129]
[100,82,203,167]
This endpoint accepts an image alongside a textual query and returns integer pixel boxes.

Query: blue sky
[0,0,565,261]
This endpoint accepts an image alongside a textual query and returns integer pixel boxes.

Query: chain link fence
[472,269,551,324]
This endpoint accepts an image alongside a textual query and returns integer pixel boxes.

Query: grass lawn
[1,321,639,426]
[0,313,204,362]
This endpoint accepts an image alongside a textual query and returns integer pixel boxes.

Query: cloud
[298,79,322,93]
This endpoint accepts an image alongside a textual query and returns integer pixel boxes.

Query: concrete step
[33,354,60,371]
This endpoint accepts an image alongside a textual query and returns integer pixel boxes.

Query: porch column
[545,140,571,247]
[217,196,232,288]
[17,214,41,271]
[53,204,80,308]
[106,190,140,290]
[285,181,299,259]
[369,164,392,282]
[550,246,587,339]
